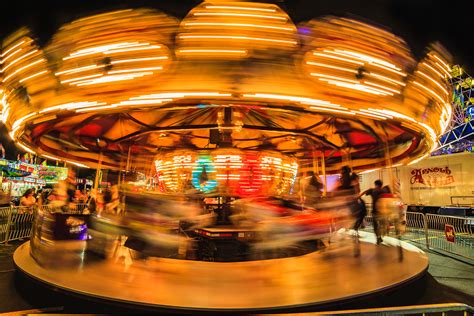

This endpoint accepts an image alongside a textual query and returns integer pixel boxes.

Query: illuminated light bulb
[193,12,287,21]
[108,66,163,74]
[55,64,102,76]
[19,70,47,83]
[1,40,26,57]
[2,49,38,72]
[61,73,103,84]
[413,81,446,104]
[177,49,247,55]
[350,110,387,120]
[421,62,444,79]
[2,58,44,82]
[111,56,168,64]
[416,70,449,95]
[17,142,35,154]
[306,61,357,73]
[204,5,277,12]
[368,72,406,86]
[184,22,294,32]
[364,81,401,94]
[314,52,364,65]
[179,35,297,45]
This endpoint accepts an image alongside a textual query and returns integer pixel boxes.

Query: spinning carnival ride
[0,2,453,181]
[1,1,455,311]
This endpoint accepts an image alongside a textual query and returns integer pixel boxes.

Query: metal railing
[0,204,89,244]
[364,212,474,259]
[317,303,474,315]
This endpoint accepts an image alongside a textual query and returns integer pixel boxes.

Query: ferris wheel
[435,66,474,153]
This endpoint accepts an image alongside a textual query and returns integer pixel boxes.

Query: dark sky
[1,0,472,158]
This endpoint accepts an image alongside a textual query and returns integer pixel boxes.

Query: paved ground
[0,240,473,314]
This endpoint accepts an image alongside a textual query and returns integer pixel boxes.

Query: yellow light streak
[61,73,103,84]
[177,49,247,55]
[434,62,452,78]
[56,64,102,76]
[66,160,89,168]
[310,106,352,115]
[416,70,449,95]
[413,81,445,104]
[110,56,168,64]
[361,109,393,119]
[430,54,451,72]
[333,49,401,71]
[318,79,392,95]
[184,22,294,31]
[421,62,444,79]
[350,110,388,120]
[39,101,106,113]
[193,12,287,21]
[74,72,153,85]
[408,154,429,165]
[179,35,296,45]
[19,70,47,83]
[1,40,26,57]
[306,61,357,73]
[368,72,406,86]
[242,93,342,108]
[2,49,38,72]
[3,58,44,82]
[311,73,359,84]
[17,142,35,154]
[364,81,401,94]
[42,154,60,161]
[1,48,22,64]
[204,5,277,12]
[315,52,364,65]
[131,92,232,99]
[103,45,162,54]
[64,42,149,60]
[108,66,163,74]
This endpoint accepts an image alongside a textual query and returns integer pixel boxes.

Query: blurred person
[20,188,36,207]
[301,171,323,209]
[359,180,391,244]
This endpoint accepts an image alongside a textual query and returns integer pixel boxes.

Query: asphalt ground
[0,240,473,314]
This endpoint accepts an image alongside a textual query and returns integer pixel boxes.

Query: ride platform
[14,231,428,313]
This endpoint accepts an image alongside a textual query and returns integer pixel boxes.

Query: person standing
[359,180,390,244]
[20,188,36,207]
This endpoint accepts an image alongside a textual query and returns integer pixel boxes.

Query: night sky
[1,0,472,158]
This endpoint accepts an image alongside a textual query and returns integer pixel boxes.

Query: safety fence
[317,302,473,315]
[0,204,88,244]
[364,212,474,259]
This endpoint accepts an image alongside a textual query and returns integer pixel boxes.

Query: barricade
[0,207,12,243]
[425,214,473,259]
[364,212,474,259]
[0,206,35,243]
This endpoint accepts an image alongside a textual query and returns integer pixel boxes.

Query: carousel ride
[2,1,453,312]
